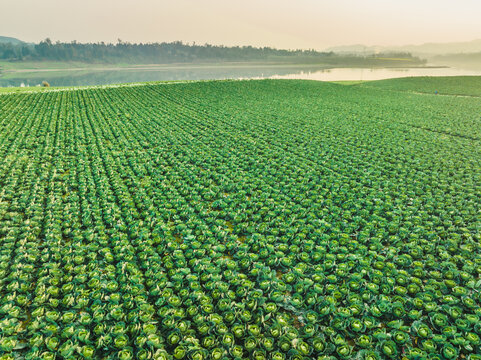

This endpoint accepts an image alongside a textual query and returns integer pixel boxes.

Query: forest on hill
[0,38,425,65]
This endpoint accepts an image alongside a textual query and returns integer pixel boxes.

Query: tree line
[0,38,424,65]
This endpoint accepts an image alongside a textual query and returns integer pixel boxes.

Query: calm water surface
[266,67,481,81]
[1,65,481,87]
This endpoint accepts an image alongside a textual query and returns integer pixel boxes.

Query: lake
[1,64,481,87]
[267,66,481,81]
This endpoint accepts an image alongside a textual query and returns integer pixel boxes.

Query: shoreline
[1,62,446,74]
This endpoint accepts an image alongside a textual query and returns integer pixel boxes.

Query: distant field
[0,78,480,359]
[0,85,61,94]
[360,75,481,96]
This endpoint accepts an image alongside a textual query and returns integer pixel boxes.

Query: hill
[0,39,425,65]
[0,36,25,45]
[326,38,481,56]
[398,39,481,55]
[429,52,481,70]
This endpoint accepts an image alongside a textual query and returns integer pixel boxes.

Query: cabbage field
[0,78,480,360]
[360,76,481,97]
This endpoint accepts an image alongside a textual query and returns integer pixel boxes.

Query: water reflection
[266,67,481,81]
[0,65,323,87]
[1,65,481,87]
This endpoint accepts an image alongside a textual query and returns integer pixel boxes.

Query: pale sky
[1,0,480,50]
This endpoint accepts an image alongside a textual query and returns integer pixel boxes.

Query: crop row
[0,80,480,359]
